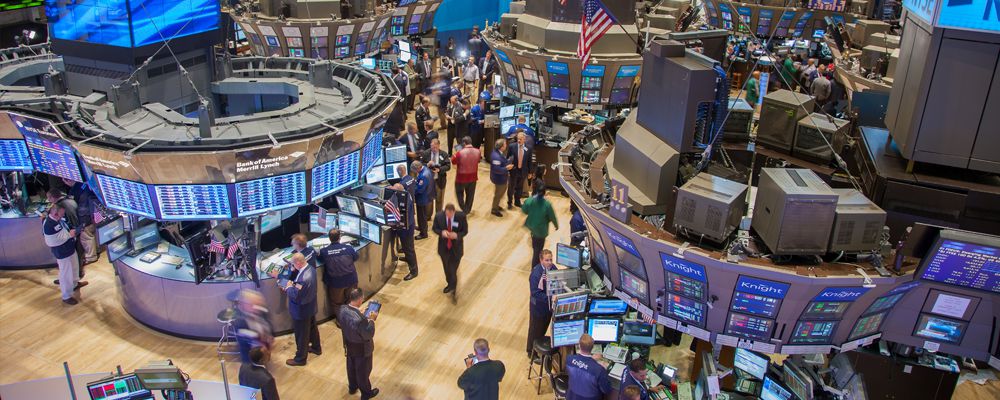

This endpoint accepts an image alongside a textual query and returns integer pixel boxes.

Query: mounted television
[917,230,1000,294]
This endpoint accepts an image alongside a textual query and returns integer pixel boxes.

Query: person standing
[461,56,480,96]
[811,65,832,108]
[569,202,586,248]
[457,338,506,400]
[413,161,435,240]
[452,136,482,214]
[489,139,512,217]
[420,138,451,213]
[43,203,86,305]
[432,204,468,298]
[469,97,485,150]
[402,121,423,165]
[565,334,612,400]
[393,170,419,281]
[415,97,433,137]
[445,95,460,151]
[521,181,558,267]
[64,178,98,265]
[319,229,359,328]
[416,53,433,97]
[290,234,317,268]
[506,132,534,209]
[744,70,760,107]
[526,249,555,356]
[479,52,496,94]
[239,347,280,400]
[272,253,321,366]
[339,288,380,399]
[452,98,470,152]
[45,188,81,283]
[233,289,274,363]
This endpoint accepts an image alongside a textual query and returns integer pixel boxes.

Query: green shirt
[521,196,558,239]
[745,77,759,104]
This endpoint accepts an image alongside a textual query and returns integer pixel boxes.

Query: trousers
[455,182,477,212]
[416,203,432,236]
[398,229,418,274]
[527,310,552,354]
[56,253,80,300]
[531,236,545,269]
[508,169,526,205]
[346,354,375,398]
[328,285,355,325]
[292,316,321,363]
[440,251,462,290]
[491,183,508,212]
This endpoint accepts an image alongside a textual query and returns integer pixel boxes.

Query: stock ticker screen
[10,112,83,182]
[235,172,307,217]
[311,150,360,202]
[154,184,232,220]
[731,292,781,318]
[0,140,32,171]
[665,293,706,326]
[789,321,837,344]
[47,0,221,47]
[667,272,706,300]
[726,312,774,341]
[96,174,157,219]
[919,238,1000,294]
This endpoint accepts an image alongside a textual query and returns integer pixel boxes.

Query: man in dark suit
[271,253,321,366]
[415,97,433,137]
[239,347,280,400]
[420,138,450,213]
[526,249,555,356]
[432,203,468,300]
[233,289,273,363]
[413,161,435,240]
[506,131,534,209]
[339,288,380,399]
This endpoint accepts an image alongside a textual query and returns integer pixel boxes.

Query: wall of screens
[96,174,157,219]
[918,231,1000,294]
[726,276,790,341]
[546,61,570,102]
[580,65,605,104]
[10,112,83,182]
[234,172,307,217]
[660,252,708,327]
[311,150,361,202]
[0,140,32,172]
[48,0,221,48]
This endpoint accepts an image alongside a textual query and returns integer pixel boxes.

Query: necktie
[409,135,415,151]
[518,146,524,168]
[446,217,453,250]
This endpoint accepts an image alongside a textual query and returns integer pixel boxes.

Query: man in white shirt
[461,56,479,96]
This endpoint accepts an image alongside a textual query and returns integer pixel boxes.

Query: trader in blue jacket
[413,161,436,240]
[526,249,556,356]
[469,98,485,149]
[273,253,321,366]
[488,138,512,217]
[566,334,612,400]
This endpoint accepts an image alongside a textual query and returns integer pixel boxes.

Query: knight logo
[570,358,590,370]
[740,281,785,296]
[664,259,704,279]
[820,290,863,299]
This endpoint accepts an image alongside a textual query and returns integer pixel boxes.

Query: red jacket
[452,145,482,184]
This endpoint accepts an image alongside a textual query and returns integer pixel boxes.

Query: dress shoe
[507,204,514,210]
[53,279,59,285]
[309,348,322,356]
[285,359,306,366]
[491,210,503,217]
[443,286,453,293]
[415,234,428,240]
[349,388,358,395]
[366,388,380,399]
[74,281,89,290]
[62,298,78,305]
[403,273,418,281]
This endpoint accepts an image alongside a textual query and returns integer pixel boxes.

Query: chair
[550,373,569,399]
[527,337,561,394]
[216,307,239,357]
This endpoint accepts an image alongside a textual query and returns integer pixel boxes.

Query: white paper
[989,356,1000,371]
[737,339,753,350]
[687,326,712,341]
[903,365,913,374]
[707,375,721,395]
[840,340,860,352]
[781,345,830,355]
[931,294,971,319]
[657,315,678,329]
[924,341,941,352]
[753,342,777,354]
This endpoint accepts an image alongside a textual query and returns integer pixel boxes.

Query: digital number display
[49,0,221,47]
[849,312,885,340]
[920,238,1000,294]
[11,113,83,182]
[311,150,360,201]
[338,212,361,236]
[620,268,648,304]
[552,319,586,347]
[580,76,602,90]
[154,184,232,220]
[667,272,706,300]
[336,34,351,46]
[0,0,42,12]
[731,292,780,318]
[865,292,905,314]
[775,11,795,37]
[800,301,850,320]
[525,81,542,97]
[666,294,706,326]
[580,89,600,104]
[96,174,156,218]
[726,312,774,341]
[757,9,773,36]
[234,172,307,217]
[0,139,32,171]
[789,321,837,344]
[793,12,813,37]
[361,132,385,175]
[360,219,381,244]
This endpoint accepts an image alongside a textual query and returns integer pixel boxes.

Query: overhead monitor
[726,312,774,341]
[408,22,421,35]
[524,81,542,97]
[580,89,601,104]
[385,162,407,180]
[365,164,387,184]
[757,9,773,36]
[385,144,408,163]
[556,244,582,269]
[360,219,382,244]
[775,11,795,37]
[235,171,307,217]
[154,184,232,220]
[552,291,589,318]
[789,320,838,344]
[398,0,418,5]
[664,293,706,326]
[718,2,734,30]
[621,321,656,346]
[552,319,587,347]
[800,301,850,320]
[864,292,906,314]
[913,313,966,344]
[499,105,515,119]
[588,299,628,315]
[86,373,151,400]
[506,75,520,92]
[287,37,303,47]
[97,216,126,246]
[0,139,32,171]
[361,58,377,69]
[549,87,570,102]
[604,226,645,278]
[734,348,769,379]
[338,213,361,236]
[335,46,350,59]
[730,276,789,318]
[10,112,83,182]
[609,89,631,105]
[134,366,187,390]
[587,318,620,343]
[662,252,707,300]
[761,375,794,400]
[620,268,649,304]
[521,68,539,82]
[793,12,813,37]
[260,212,282,234]
[336,34,351,46]
[783,362,815,400]
[918,230,1000,294]
[106,234,132,263]
[49,0,220,48]
[361,132,385,175]
[309,212,338,234]
[390,25,404,36]
[96,175,156,219]
[311,150,361,202]
[336,195,362,215]
[848,312,886,340]
[362,201,386,224]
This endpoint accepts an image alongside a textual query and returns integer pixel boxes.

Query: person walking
[339,288,380,399]
[271,253,321,366]
[452,136,482,214]
[432,204,468,299]
[489,139,512,217]
[413,161,435,240]
[420,138,451,213]
[521,181,559,267]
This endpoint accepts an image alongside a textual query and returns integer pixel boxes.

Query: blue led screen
[47,0,220,48]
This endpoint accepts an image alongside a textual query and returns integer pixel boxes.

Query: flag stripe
[577,0,618,68]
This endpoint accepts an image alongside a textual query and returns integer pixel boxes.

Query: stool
[527,337,560,394]
[551,373,569,399]
[731,71,744,91]
[216,307,239,357]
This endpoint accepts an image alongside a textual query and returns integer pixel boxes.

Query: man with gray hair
[43,202,87,305]
[457,338,506,399]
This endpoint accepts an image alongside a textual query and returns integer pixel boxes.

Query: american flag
[559,0,567,5]
[208,237,226,254]
[576,0,617,68]
[384,195,402,225]
[227,239,241,259]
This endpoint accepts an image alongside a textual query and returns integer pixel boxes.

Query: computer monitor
[385,144,407,163]
[734,348,769,379]
[130,223,160,252]
[361,58,376,69]
[761,375,794,400]
[589,299,628,315]
[366,164,387,184]
[97,216,126,245]
[499,105,515,119]
[86,373,152,400]
[260,212,282,234]
[309,212,338,234]
[620,268,649,305]
[107,234,132,263]
[385,162,407,180]
[556,243,582,269]
[783,362,815,400]
[621,321,656,346]
[913,313,967,344]
[134,366,187,391]
[552,291,589,318]
[587,318,620,343]
[362,201,386,224]
[552,319,586,347]
[337,195,362,215]
[339,213,361,236]
[360,219,381,244]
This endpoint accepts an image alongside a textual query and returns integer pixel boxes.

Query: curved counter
[0,373,257,399]
[115,229,396,340]
[0,207,56,269]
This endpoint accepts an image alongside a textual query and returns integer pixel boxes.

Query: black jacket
[432,211,468,256]
[238,363,280,400]
[339,305,376,357]
[420,148,451,189]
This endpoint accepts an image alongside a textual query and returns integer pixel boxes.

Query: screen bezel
[916,230,1000,295]
[911,313,967,344]
[586,317,621,343]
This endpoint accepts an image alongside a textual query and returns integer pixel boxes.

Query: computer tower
[751,168,838,255]
[723,98,754,141]
[829,189,887,253]
[794,113,851,162]
[757,90,815,153]
[674,173,748,243]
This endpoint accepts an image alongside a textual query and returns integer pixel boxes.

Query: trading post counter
[114,234,394,340]
[0,204,56,269]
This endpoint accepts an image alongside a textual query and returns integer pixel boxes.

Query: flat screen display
[49,0,220,47]
[848,312,885,340]
[793,12,813,37]
[235,172,307,217]
[556,243,582,269]
[265,36,279,47]
[734,348,768,379]
[553,292,588,318]
[589,299,628,315]
[919,234,1000,294]
[362,201,385,224]
[731,292,781,318]
[391,16,405,24]
[809,0,846,11]
[549,87,570,102]
[336,195,361,215]
[580,89,600,104]
[336,34,351,46]
[620,268,648,304]
[790,320,837,344]
[154,184,232,220]
[621,321,656,346]
[338,213,361,236]
[719,2,734,30]
[86,373,150,400]
[260,212,281,233]
[398,0,418,5]
[524,81,542,97]
[385,144,407,163]
[311,150,360,201]
[865,292,905,314]
[11,113,83,182]
[521,68,539,82]
[96,174,157,219]
[757,9,773,36]
[0,0,42,12]
[365,164,386,183]
[361,133,385,176]
[130,222,160,251]
[610,89,630,105]
[287,37,303,47]
[552,319,586,347]
[408,23,420,35]
[309,212,337,234]
[665,293,706,326]
[97,217,126,245]
[726,312,774,341]
[580,76,602,90]
[587,318,620,343]
[761,376,793,400]
[107,234,131,262]
[506,75,519,92]
[0,139,32,171]
[800,301,850,320]
[783,363,814,400]
[913,314,966,344]
[390,25,403,36]
[775,11,795,37]
[385,162,407,180]
[335,46,350,59]
[360,219,381,244]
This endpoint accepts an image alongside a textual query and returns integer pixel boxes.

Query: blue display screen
[338,212,361,236]
[793,12,813,37]
[617,65,640,77]
[589,299,627,315]
[731,292,781,318]
[661,252,707,282]
[234,171,307,217]
[552,319,586,347]
[790,320,837,344]
[549,87,570,102]
[920,238,1000,294]
[726,312,774,341]
[48,0,221,48]
[666,293,706,326]
[311,150,360,201]
[913,314,966,344]
[309,212,337,233]
[361,130,385,176]
[493,49,511,64]
[96,174,157,219]
[154,184,232,220]
[0,140,32,171]
[582,65,606,77]
[735,276,790,299]
[757,9,773,36]
[546,61,569,74]
[11,113,83,182]
[814,287,869,302]
[360,219,381,244]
